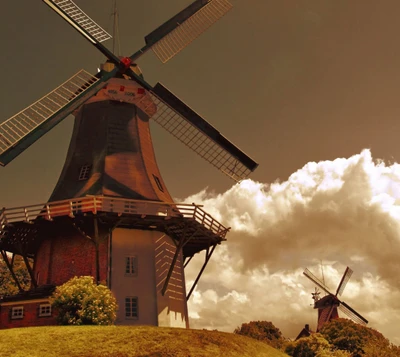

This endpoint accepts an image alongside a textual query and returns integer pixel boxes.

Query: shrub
[285,333,351,357]
[50,276,117,325]
[234,320,285,349]
[319,318,390,357]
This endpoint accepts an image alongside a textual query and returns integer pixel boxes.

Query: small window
[39,304,51,317]
[11,306,24,319]
[125,297,138,319]
[152,174,164,192]
[125,256,137,276]
[78,164,92,181]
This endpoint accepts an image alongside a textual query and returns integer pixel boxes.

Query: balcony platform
[0,195,229,259]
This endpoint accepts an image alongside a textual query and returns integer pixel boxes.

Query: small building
[295,324,314,340]
[0,286,57,329]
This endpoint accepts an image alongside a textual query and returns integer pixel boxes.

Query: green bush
[50,276,117,325]
[319,318,399,357]
[285,334,351,357]
[234,320,285,349]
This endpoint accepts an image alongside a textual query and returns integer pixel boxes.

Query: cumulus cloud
[183,149,400,344]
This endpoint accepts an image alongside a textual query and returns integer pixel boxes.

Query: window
[78,164,92,180]
[39,304,52,317]
[125,297,138,319]
[125,256,137,276]
[152,174,164,192]
[11,306,24,319]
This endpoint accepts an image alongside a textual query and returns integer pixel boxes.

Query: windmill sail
[150,83,258,180]
[303,268,332,295]
[43,0,112,44]
[0,70,109,166]
[38,0,257,180]
[145,0,233,63]
[339,301,368,325]
[336,266,353,296]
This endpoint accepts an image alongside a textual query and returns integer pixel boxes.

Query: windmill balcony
[0,195,228,259]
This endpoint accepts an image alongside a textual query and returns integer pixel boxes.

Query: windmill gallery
[0,0,368,335]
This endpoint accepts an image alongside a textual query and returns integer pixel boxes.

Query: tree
[50,276,117,325]
[234,320,285,349]
[285,334,351,357]
[320,318,397,357]
[0,254,31,296]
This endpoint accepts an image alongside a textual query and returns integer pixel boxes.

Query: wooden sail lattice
[150,93,251,181]
[44,0,112,43]
[147,0,233,63]
[0,70,99,161]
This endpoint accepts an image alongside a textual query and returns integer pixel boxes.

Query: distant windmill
[303,267,368,331]
[0,0,258,329]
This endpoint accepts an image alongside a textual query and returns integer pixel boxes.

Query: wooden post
[186,244,217,301]
[161,229,198,296]
[0,251,24,292]
[93,215,100,284]
[21,253,37,288]
[183,255,193,268]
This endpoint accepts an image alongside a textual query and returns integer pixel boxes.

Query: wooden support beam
[184,255,193,268]
[161,228,198,296]
[21,252,37,288]
[186,244,217,301]
[93,215,100,284]
[0,250,24,292]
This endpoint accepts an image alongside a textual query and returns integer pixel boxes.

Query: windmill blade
[43,0,120,66]
[339,301,368,325]
[0,70,111,166]
[148,83,258,180]
[336,266,353,296]
[143,0,233,63]
[303,268,332,296]
[43,0,112,44]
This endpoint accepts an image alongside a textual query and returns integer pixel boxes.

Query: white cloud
[183,149,400,345]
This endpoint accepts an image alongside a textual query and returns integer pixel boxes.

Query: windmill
[303,267,368,331]
[0,0,258,329]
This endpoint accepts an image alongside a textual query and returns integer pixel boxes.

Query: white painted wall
[110,228,189,328]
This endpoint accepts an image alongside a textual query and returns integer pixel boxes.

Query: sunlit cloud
[183,149,400,344]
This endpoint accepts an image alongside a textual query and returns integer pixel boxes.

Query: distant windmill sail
[339,301,368,325]
[336,266,353,296]
[303,266,368,330]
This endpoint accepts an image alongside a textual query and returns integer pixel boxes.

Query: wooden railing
[0,196,229,238]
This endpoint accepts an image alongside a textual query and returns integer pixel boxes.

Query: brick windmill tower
[0,0,258,329]
[303,267,368,331]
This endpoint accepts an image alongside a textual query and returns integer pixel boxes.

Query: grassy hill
[0,325,288,357]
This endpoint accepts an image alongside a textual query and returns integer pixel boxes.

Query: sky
[1,0,400,343]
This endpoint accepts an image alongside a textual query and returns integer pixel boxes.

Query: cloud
[183,149,400,344]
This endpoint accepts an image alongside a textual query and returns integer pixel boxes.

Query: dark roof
[0,285,55,303]
[295,324,314,340]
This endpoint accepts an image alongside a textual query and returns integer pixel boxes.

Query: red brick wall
[0,301,57,329]
[34,233,109,286]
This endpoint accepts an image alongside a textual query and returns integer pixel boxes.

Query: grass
[0,325,288,357]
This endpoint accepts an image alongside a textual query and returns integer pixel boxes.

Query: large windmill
[0,0,257,329]
[303,267,368,331]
